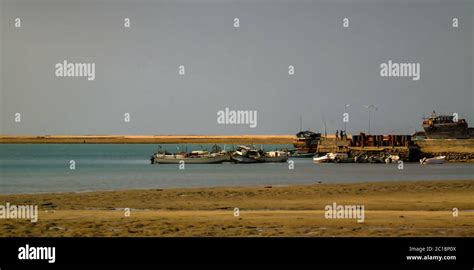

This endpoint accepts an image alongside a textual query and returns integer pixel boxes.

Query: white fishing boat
[151,145,231,164]
[328,153,348,160]
[384,155,400,164]
[152,151,230,164]
[313,154,329,163]
[261,150,289,162]
[420,156,445,165]
[313,153,348,163]
[230,145,263,163]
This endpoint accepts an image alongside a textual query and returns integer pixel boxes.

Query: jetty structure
[296,133,417,161]
[293,111,474,162]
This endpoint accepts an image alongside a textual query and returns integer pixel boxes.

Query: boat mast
[300,115,303,132]
[322,115,327,139]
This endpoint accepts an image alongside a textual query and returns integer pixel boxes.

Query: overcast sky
[1,0,473,135]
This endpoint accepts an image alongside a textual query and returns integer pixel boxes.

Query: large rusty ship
[422,111,473,139]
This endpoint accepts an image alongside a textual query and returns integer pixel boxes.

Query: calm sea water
[0,144,473,194]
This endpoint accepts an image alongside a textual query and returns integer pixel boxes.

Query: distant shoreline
[0,135,297,144]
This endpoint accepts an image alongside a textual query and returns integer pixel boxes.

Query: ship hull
[423,125,471,139]
[291,153,315,158]
[261,156,289,162]
[230,154,261,163]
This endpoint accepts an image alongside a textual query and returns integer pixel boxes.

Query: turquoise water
[0,144,473,194]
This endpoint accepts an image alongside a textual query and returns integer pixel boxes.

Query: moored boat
[151,145,231,164]
[313,154,329,163]
[152,151,230,164]
[420,156,445,165]
[313,152,349,163]
[261,150,289,162]
[384,155,400,164]
[422,111,472,139]
[230,145,263,163]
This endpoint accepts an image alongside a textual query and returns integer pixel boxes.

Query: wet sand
[0,180,473,237]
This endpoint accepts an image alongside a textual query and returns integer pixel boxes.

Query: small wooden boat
[152,152,230,164]
[367,155,384,163]
[231,145,263,163]
[151,149,230,164]
[328,153,348,160]
[313,154,329,163]
[384,155,400,164]
[261,150,289,162]
[420,156,445,165]
[313,153,348,163]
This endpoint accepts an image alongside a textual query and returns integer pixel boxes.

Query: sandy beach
[0,180,473,237]
[0,135,296,144]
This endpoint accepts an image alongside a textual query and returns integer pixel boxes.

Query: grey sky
[1,0,473,135]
